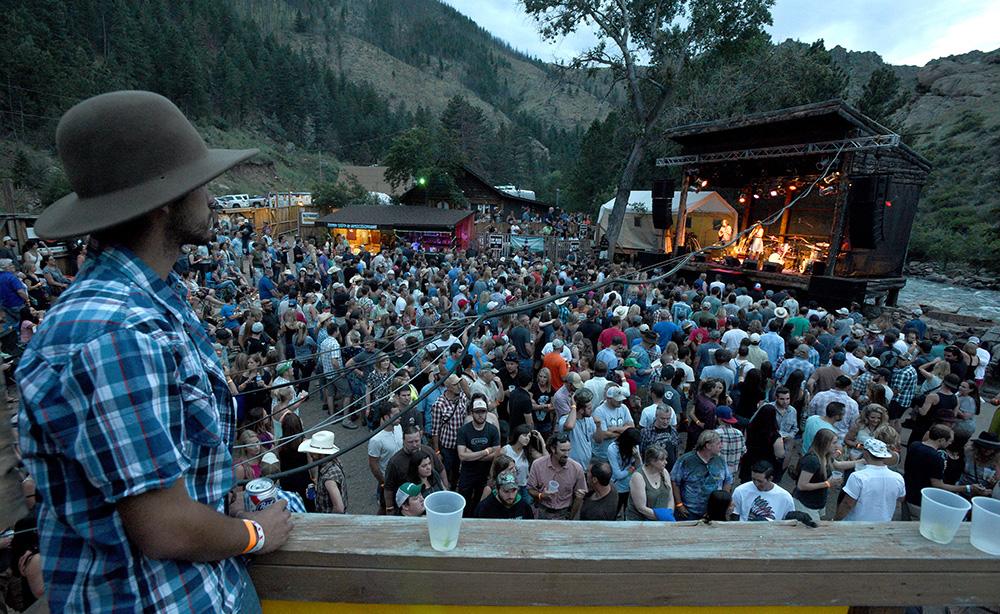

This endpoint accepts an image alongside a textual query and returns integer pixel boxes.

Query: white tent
[597,191,738,252]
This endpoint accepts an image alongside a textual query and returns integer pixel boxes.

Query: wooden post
[673,174,690,255]
[779,189,793,238]
[824,155,853,276]
[2,179,15,216]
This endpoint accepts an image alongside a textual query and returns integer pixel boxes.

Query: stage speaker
[847,174,891,249]
[651,179,675,229]
[762,262,782,273]
[742,259,759,270]
[722,256,741,267]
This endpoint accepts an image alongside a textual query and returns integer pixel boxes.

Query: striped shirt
[17,246,246,613]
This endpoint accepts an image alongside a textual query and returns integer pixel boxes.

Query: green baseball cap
[623,358,640,368]
[395,482,422,507]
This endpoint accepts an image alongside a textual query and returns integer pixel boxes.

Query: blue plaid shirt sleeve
[67,329,193,502]
[277,489,307,513]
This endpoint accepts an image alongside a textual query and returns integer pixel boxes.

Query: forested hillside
[1,0,997,268]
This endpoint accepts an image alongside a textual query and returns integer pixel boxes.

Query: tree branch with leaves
[522,0,773,258]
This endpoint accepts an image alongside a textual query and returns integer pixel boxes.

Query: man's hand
[245,500,293,555]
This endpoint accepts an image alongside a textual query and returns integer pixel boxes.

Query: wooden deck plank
[250,516,1000,606]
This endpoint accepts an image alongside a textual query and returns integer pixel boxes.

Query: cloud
[443,0,1000,67]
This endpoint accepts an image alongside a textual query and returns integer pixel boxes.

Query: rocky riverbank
[904,261,1000,290]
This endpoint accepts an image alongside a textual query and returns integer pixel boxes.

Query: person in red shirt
[598,314,628,350]
[542,339,570,390]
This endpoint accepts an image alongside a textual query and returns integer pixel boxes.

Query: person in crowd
[368,404,403,515]
[607,427,642,516]
[732,460,795,521]
[739,403,786,483]
[592,385,634,461]
[714,405,745,478]
[456,396,502,515]
[671,430,733,520]
[384,426,449,514]
[474,472,534,519]
[394,483,426,517]
[527,433,587,520]
[835,438,905,521]
[300,430,347,514]
[578,462,619,521]
[792,428,859,522]
[625,445,675,521]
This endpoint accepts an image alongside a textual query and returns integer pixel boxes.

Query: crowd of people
[7,90,1000,612]
[70,217,999,527]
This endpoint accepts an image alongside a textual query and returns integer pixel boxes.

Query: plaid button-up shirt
[430,391,469,450]
[714,425,746,473]
[17,246,245,613]
[889,365,918,408]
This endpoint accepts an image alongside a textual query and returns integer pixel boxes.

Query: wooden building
[316,205,475,254]
[658,99,932,305]
[398,165,548,217]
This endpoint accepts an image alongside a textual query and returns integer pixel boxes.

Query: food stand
[316,205,476,254]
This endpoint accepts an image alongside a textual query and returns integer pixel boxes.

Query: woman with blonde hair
[233,429,263,482]
[918,359,950,394]
[844,404,889,458]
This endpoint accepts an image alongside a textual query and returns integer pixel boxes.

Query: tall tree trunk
[605,133,649,260]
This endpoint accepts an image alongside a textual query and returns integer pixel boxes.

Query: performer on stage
[748,223,765,258]
[718,219,733,244]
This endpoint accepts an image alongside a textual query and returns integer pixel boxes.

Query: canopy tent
[597,191,738,253]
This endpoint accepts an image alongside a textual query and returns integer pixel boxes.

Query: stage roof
[317,205,473,229]
[664,99,930,170]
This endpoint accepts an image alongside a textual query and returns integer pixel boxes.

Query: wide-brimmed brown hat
[35,91,257,239]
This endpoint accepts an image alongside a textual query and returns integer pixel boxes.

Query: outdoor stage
[650,99,932,306]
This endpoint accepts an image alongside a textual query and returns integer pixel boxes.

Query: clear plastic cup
[547,480,560,494]
[970,496,1000,555]
[919,487,971,545]
[424,491,466,552]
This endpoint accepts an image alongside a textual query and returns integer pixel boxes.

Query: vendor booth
[316,205,476,254]
[597,190,737,253]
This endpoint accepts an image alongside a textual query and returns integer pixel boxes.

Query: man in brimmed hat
[835,437,905,521]
[299,431,348,515]
[16,91,291,612]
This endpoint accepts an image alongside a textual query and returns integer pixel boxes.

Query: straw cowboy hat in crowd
[34,91,257,239]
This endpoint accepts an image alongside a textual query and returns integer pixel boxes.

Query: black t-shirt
[508,326,533,360]
[792,452,828,510]
[507,387,533,433]
[245,335,268,358]
[474,492,534,519]
[333,290,351,317]
[456,422,500,484]
[904,441,946,505]
[531,384,555,432]
[580,489,619,520]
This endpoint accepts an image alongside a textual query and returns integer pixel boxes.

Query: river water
[898,277,1000,320]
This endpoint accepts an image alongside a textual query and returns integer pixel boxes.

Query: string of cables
[233,145,846,484]
[224,315,471,380]
[231,324,455,456]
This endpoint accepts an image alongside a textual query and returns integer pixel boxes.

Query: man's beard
[166,205,213,247]
[558,456,568,466]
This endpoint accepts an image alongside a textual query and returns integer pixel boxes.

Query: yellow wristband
[241,519,258,554]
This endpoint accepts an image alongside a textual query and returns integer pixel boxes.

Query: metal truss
[656,134,901,167]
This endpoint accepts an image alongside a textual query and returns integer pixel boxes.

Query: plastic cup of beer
[919,487,971,545]
[969,496,1000,555]
[547,480,560,494]
[424,491,466,552]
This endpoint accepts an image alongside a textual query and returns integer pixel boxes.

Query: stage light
[819,185,836,196]
[788,185,797,191]
[699,179,709,188]
[738,196,747,204]
[753,193,761,199]
[769,189,778,197]
[885,200,892,207]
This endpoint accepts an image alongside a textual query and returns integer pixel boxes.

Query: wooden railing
[251,515,1000,611]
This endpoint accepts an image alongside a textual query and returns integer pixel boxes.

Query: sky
[442,0,1000,66]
